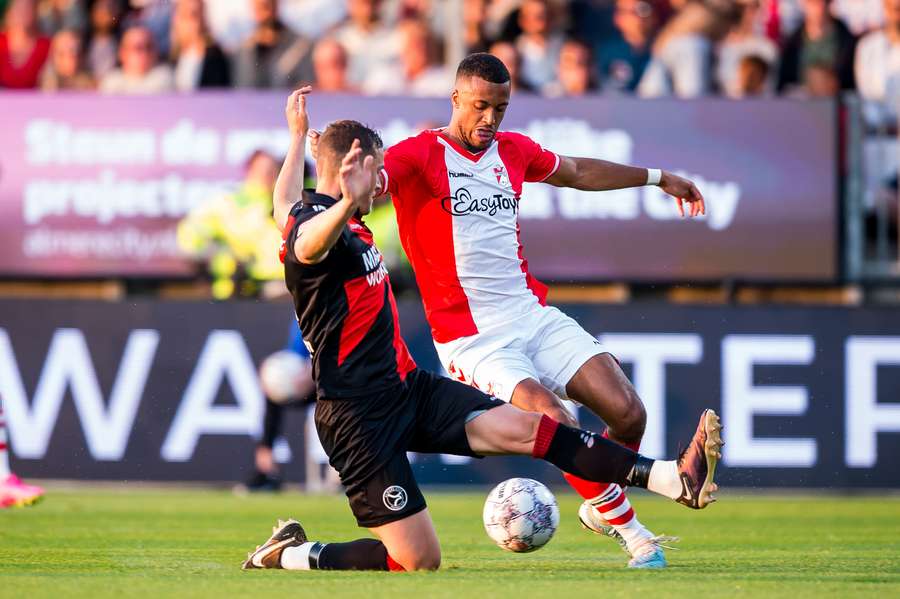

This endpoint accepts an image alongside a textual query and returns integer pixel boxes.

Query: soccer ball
[258,350,314,404]
[483,478,559,553]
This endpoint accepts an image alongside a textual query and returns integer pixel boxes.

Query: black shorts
[314,368,503,528]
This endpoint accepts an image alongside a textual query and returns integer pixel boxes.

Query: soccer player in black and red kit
[242,88,724,573]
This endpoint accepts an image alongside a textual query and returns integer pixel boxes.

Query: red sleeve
[381,138,421,197]
[506,132,560,183]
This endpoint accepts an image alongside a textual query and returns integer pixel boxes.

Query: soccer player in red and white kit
[315,53,709,568]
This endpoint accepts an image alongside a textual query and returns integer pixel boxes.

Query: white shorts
[434,305,606,403]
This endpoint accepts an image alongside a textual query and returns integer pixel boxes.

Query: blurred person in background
[855,0,900,119]
[99,23,173,92]
[543,37,599,96]
[233,0,313,89]
[37,0,86,36]
[831,0,885,35]
[515,0,565,89]
[39,27,95,89]
[0,0,50,88]
[800,58,840,94]
[334,0,402,87]
[463,0,491,53]
[717,0,779,97]
[85,0,124,80]
[777,0,857,93]
[312,37,355,92]
[729,53,771,95]
[489,40,537,92]
[239,326,319,493]
[177,149,285,300]
[596,0,657,93]
[125,0,172,57]
[0,397,44,509]
[170,0,230,91]
[638,0,741,97]
[363,18,452,96]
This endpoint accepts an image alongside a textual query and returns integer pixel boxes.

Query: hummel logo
[448,171,474,178]
[580,431,595,448]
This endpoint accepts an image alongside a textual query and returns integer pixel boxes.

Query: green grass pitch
[1,488,898,598]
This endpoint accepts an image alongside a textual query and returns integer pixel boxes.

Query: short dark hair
[456,52,510,84]
[318,120,384,168]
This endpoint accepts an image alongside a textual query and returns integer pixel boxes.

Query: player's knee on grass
[372,509,442,571]
[511,379,578,427]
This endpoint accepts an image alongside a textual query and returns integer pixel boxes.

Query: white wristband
[646,168,662,186]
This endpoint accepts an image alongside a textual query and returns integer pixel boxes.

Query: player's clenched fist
[285,86,312,138]
[659,171,706,218]
[339,139,376,214]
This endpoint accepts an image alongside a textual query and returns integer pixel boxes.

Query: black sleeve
[199,44,232,88]
[283,203,344,267]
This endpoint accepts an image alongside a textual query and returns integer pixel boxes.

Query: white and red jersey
[379,129,560,343]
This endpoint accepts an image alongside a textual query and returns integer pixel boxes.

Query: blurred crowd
[0,0,896,104]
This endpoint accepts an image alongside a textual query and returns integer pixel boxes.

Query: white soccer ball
[483,478,559,553]
[259,350,314,404]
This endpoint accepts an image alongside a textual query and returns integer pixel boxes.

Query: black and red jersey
[281,191,416,399]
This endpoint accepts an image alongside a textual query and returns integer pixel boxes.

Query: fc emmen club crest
[493,165,510,188]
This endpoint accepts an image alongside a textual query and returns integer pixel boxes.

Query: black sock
[532,415,642,486]
[310,538,402,571]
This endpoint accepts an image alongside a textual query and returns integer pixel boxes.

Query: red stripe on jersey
[0,443,6,451]
[389,133,478,343]
[338,276,386,366]
[386,281,416,380]
[515,221,548,306]
[279,214,297,264]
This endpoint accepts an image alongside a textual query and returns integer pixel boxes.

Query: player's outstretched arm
[274,86,312,232]
[293,140,374,264]
[546,156,706,218]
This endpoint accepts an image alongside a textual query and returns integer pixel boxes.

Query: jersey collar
[302,189,338,207]
[437,129,495,163]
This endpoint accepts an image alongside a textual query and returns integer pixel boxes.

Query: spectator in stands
[596,0,657,92]
[40,27,94,90]
[363,19,452,96]
[312,37,354,92]
[99,24,173,93]
[638,0,740,98]
[717,0,779,97]
[233,0,313,89]
[177,149,285,300]
[515,0,565,89]
[489,40,537,93]
[855,0,900,117]
[730,53,770,96]
[334,0,402,87]
[801,59,840,94]
[170,0,230,91]
[125,0,172,57]
[463,0,490,53]
[85,0,124,80]
[37,0,86,36]
[0,0,51,88]
[777,0,857,93]
[544,38,599,96]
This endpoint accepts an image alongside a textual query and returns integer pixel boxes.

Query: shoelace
[632,534,681,558]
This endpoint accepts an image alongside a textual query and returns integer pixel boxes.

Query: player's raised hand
[285,86,312,138]
[308,129,320,161]
[339,139,376,210]
[659,171,706,218]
